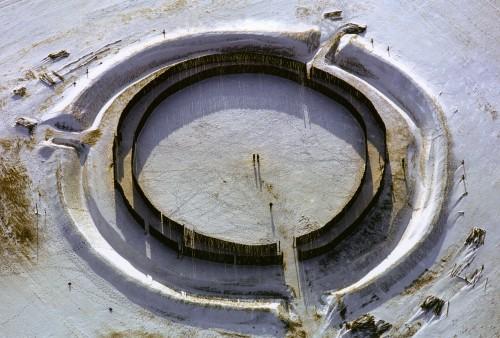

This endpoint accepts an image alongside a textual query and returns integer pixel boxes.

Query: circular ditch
[50,32,449,336]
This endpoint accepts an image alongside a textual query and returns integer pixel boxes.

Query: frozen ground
[136,73,365,243]
[0,1,499,337]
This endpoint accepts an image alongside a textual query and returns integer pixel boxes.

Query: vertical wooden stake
[35,203,39,264]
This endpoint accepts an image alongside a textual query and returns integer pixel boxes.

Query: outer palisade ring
[112,52,387,265]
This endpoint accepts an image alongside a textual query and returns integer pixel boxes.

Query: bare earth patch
[0,138,36,260]
[401,269,438,295]
[100,330,163,338]
[81,128,102,146]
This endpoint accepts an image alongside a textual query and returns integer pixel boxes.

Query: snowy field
[0,1,499,338]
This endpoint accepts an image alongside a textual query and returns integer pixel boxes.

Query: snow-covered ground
[0,1,499,337]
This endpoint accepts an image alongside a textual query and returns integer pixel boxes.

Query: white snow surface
[0,1,499,337]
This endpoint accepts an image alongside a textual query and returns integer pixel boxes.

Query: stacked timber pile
[12,87,27,97]
[323,10,343,20]
[420,295,445,316]
[47,50,70,61]
[346,314,392,337]
[39,72,57,86]
[15,117,37,134]
[465,227,486,247]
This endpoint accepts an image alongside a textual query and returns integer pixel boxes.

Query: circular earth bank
[135,73,365,244]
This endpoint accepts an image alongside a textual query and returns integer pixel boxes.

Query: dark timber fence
[295,67,389,259]
[112,52,387,264]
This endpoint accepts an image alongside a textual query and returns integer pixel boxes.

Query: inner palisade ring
[112,53,383,264]
[134,72,366,245]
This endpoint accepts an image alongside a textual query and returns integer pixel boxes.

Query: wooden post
[35,203,39,264]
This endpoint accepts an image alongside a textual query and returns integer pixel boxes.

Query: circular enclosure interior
[134,73,366,244]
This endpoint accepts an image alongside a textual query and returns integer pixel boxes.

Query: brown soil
[401,269,438,295]
[101,331,163,338]
[0,138,36,259]
[81,128,102,145]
